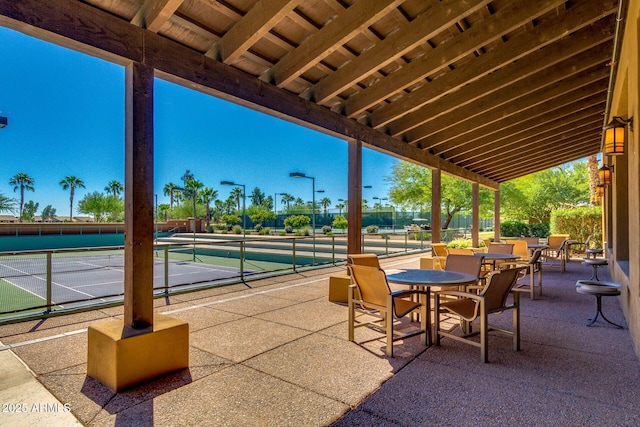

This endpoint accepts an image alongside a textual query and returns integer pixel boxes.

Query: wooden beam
[310,0,487,103]
[208,0,303,64]
[399,21,615,141]
[429,75,610,155]
[370,0,617,130]
[124,62,155,329]
[342,0,567,117]
[263,0,404,87]
[449,100,606,163]
[131,0,184,33]
[347,140,363,254]
[0,0,498,189]
[467,121,603,172]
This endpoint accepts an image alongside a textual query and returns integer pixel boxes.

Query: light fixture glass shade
[603,122,626,155]
[596,184,605,197]
[598,165,611,185]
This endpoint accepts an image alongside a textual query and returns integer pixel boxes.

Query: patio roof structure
[0,0,618,185]
[2,0,639,395]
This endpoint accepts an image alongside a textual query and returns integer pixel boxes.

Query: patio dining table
[386,269,478,345]
[473,252,520,270]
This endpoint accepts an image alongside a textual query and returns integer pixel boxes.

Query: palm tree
[0,192,16,214]
[104,180,124,198]
[320,197,331,215]
[158,203,170,222]
[230,187,243,212]
[199,187,218,226]
[163,182,179,208]
[59,175,85,221]
[281,193,294,211]
[335,203,345,216]
[9,172,35,222]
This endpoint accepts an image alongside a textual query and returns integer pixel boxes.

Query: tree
[248,205,276,226]
[587,154,599,205]
[41,205,56,222]
[250,187,265,206]
[332,215,348,231]
[501,162,589,222]
[59,175,85,221]
[284,214,311,230]
[180,170,194,188]
[280,193,294,210]
[78,192,123,222]
[0,192,16,215]
[104,180,124,198]
[9,172,35,222]
[158,203,170,222]
[386,160,492,228]
[230,187,243,212]
[22,200,38,222]
[163,182,179,208]
[199,186,218,226]
[320,197,331,214]
[335,202,345,216]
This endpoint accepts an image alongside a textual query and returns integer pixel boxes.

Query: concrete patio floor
[0,253,639,426]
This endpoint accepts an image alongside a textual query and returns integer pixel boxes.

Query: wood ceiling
[0,0,619,188]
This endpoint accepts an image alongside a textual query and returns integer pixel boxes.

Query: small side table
[582,258,607,280]
[575,281,624,328]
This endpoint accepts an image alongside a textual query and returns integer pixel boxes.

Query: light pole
[290,172,316,265]
[0,116,7,128]
[221,181,246,239]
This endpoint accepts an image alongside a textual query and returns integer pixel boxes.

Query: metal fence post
[240,241,245,280]
[292,239,297,272]
[164,246,169,295]
[332,235,335,265]
[46,252,52,312]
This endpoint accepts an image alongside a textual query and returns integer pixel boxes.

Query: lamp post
[290,172,316,265]
[0,116,7,128]
[221,181,246,239]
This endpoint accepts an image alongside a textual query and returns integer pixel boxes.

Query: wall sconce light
[603,116,633,156]
[598,164,614,185]
[596,183,605,197]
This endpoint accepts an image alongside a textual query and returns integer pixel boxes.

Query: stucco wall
[609,0,640,358]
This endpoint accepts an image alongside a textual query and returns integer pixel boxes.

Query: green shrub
[447,239,471,248]
[254,224,263,232]
[284,215,311,230]
[500,220,529,238]
[411,231,431,241]
[279,231,287,236]
[332,215,347,230]
[258,227,271,235]
[285,225,293,233]
[366,225,379,233]
[321,225,332,234]
[206,225,214,233]
[528,222,550,238]
[232,225,243,234]
[551,207,602,247]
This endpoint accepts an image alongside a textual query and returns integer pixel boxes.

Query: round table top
[473,252,519,260]
[582,258,608,265]
[386,269,478,286]
[528,244,549,250]
[576,280,621,295]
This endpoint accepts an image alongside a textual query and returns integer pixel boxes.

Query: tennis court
[0,250,246,314]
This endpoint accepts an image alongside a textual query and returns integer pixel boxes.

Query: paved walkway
[0,254,638,426]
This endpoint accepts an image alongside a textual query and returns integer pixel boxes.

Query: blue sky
[0,26,396,216]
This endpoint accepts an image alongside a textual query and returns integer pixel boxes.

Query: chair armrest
[391,289,428,298]
[434,290,484,302]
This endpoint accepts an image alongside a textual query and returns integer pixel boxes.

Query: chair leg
[529,265,535,300]
[513,292,520,351]
[480,301,488,363]
[348,289,355,342]
[434,294,441,346]
[386,295,393,357]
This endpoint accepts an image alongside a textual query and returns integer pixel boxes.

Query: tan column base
[87,313,189,392]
